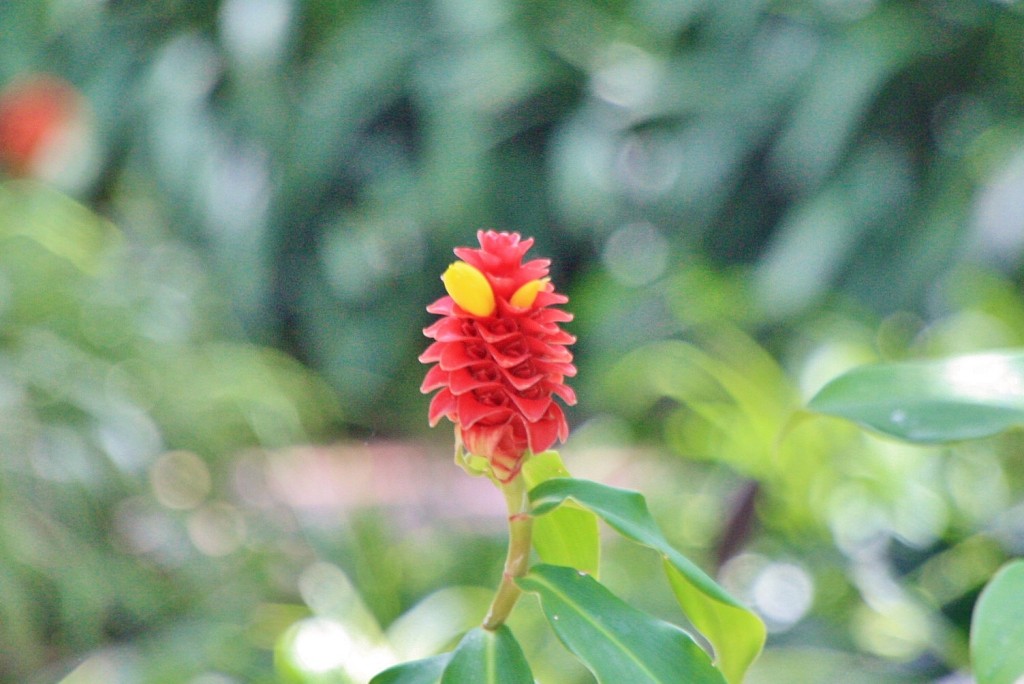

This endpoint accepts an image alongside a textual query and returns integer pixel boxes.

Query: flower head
[420,231,576,482]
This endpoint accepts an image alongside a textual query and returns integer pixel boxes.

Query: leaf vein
[528,573,664,683]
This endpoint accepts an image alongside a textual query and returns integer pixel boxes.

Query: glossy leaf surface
[971,560,1024,684]
[521,451,600,576]
[518,564,725,684]
[807,351,1024,442]
[529,478,764,684]
[440,626,533,684]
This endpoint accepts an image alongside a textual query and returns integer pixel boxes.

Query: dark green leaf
[521,451,600,576]
[370,654,451,684]
[529,478,764,684]
[440,626,533,684]
[971,560,1024,684]
[518,564,725,684]
[807,351,1024,442]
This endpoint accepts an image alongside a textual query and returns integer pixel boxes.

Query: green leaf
[807,350,1024,443]
[440,626,533,684]
[0,182,120,274]
[370,654,450,684]
[521,451,600,576]
[517,564,725,684]
[529,478,764,684]
[385,586,494,662]
[971,560,1024,684]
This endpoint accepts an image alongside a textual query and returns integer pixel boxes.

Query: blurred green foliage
[3,0,1024,682]
[0,181,342,682]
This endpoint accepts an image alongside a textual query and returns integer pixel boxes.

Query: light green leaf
[385,586,494,662]
[529,478,765,684]
[971,560,1024,684]
[440,626,533,684]
[807,350,1024,443]
[517,564,725,684]
[0,181,120,274]
[370,654,450,684]
[521,451,600,576]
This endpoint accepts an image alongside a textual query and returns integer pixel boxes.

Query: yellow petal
[442,261,496,316]
[510,278,549,309]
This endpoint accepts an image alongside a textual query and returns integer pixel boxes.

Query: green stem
[482,474,533,631]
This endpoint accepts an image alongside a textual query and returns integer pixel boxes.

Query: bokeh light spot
[751,562,815,632]
[150,450,212,510]
[602,222,669,287]
[219,0,293,69]
[590,43,660,109]
[187,502,246,556]
[291,617,352,673]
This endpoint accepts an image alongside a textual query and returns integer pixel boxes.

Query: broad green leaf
[529,478,765,684]
[440,626,533,684]
[385,586,494,661]
[370,654,450,684]
[517,564,725,684]
[807,351,1024,443]
[971,560,1024,684]
[521,451,600,576]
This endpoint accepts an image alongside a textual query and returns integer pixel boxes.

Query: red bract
[420,231,576,482]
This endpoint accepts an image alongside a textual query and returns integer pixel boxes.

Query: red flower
[420,231,576,482]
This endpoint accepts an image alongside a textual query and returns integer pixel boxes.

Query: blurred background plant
[2,0,1024,682]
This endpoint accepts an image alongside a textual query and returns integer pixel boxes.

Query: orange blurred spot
[0,76,82,176]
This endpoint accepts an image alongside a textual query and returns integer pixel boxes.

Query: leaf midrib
[485,630,495,683]
[525,571,665,684]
